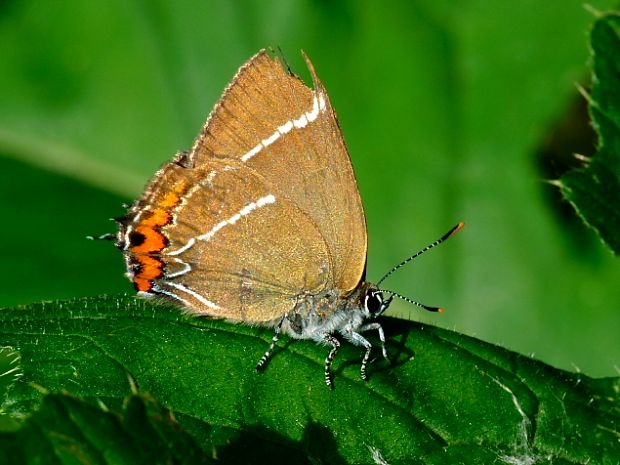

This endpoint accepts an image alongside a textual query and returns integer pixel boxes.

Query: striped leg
[360,322,390,363]
[256,319,283,371]
[323,334,340,389]
[346,331,374,381]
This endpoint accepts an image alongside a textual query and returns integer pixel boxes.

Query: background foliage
[559,12,620,256]
[1,1,620,463]
[0,0,618,393]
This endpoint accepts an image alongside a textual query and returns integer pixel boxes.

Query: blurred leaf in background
[1,392,216,465]
[0,0,618,382]
[558,12,620,255]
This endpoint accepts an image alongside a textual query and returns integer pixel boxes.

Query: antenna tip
[437,307,445,313]
[422,305,444,313]
[440,222,465,242]
[451,222,465,236]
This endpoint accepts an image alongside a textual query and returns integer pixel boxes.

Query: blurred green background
[0,1,618,378]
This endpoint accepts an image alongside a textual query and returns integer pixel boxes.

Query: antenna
[376,222,464,286]
[377,289,444,313]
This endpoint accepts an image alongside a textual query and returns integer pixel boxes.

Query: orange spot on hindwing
[132,255,164,292]
[123,179,188,292]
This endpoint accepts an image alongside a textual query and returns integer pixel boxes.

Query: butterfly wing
[120,50,367,323]
[189,50,367,295]
[122,156,332,322]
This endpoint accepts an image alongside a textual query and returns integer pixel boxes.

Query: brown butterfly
[112,50,462,388]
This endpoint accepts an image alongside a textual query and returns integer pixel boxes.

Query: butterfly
[113,50,462,388]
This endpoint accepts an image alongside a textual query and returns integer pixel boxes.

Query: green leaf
[1,296,618,464]
[0,347,21,432]
[559,12,620,255]
[0,393,214,465]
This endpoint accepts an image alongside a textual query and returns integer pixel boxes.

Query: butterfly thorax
[280,282,382,343]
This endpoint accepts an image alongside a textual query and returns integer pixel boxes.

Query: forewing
[190,50,367,294]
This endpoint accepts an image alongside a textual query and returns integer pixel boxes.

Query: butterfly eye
[364,291,384,316]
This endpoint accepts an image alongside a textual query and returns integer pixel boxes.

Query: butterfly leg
[344,331,374,382]
[360,322,390,363]
[256,318,283,372]
[323,334,340,389]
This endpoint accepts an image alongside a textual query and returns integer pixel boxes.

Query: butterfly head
[363,286,393,319]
